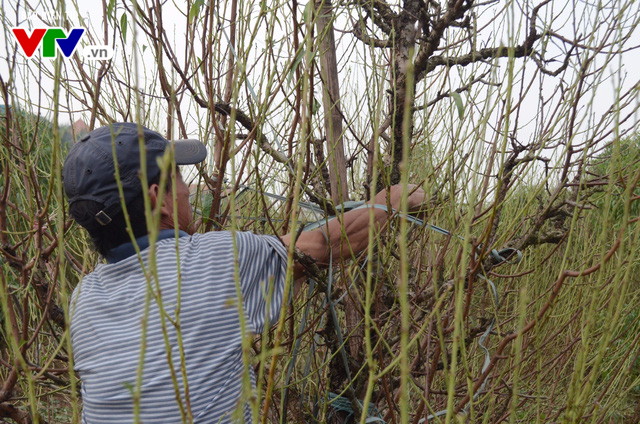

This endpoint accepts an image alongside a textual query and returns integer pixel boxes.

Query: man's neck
[105,229,188,263]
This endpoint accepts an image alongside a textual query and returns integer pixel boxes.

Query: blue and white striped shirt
[70,230,287,423]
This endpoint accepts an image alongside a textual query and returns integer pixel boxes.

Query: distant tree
[588,134,640,224]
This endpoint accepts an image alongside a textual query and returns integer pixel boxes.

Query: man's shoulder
[189,231,287,263]
[190,230,280,246]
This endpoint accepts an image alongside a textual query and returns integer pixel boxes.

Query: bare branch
[352,23,392,48]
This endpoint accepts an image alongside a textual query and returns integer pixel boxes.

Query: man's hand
[375,183,427,212]
[282,183,427,281]
[406,184,427,211]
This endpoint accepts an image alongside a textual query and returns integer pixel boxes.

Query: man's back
[70,231,286,424]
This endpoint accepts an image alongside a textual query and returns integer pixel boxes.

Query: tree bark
[315,0,350,204]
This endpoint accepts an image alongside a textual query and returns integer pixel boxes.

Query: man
[64,122,424,423]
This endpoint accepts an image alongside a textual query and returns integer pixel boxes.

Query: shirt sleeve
[236,232,288,334]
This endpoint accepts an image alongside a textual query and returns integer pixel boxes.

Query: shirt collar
[105,229,189,264]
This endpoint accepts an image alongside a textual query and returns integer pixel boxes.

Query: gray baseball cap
[63,122,206,230]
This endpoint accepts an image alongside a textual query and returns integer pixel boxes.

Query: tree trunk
[315,0,350,204]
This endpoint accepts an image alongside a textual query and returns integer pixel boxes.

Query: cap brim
[173,139,207,165]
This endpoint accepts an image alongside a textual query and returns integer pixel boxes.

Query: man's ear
[148,183,171,217]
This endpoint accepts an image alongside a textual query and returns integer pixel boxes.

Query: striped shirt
[70,230,287,423]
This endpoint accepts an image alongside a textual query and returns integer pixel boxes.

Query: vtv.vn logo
[12,28,84,58]
[12,27,113,60]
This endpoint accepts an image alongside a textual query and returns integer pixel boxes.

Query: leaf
[303,1,314,24]
[287,48,305,87]
[451,91,464,119]
[189,0,204,23]
[273,13,282,28]
[106,0,116,22]
[122,381,134,395]
[120,13,128,43]
[312,98,321,115]
[142,45,147,54]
